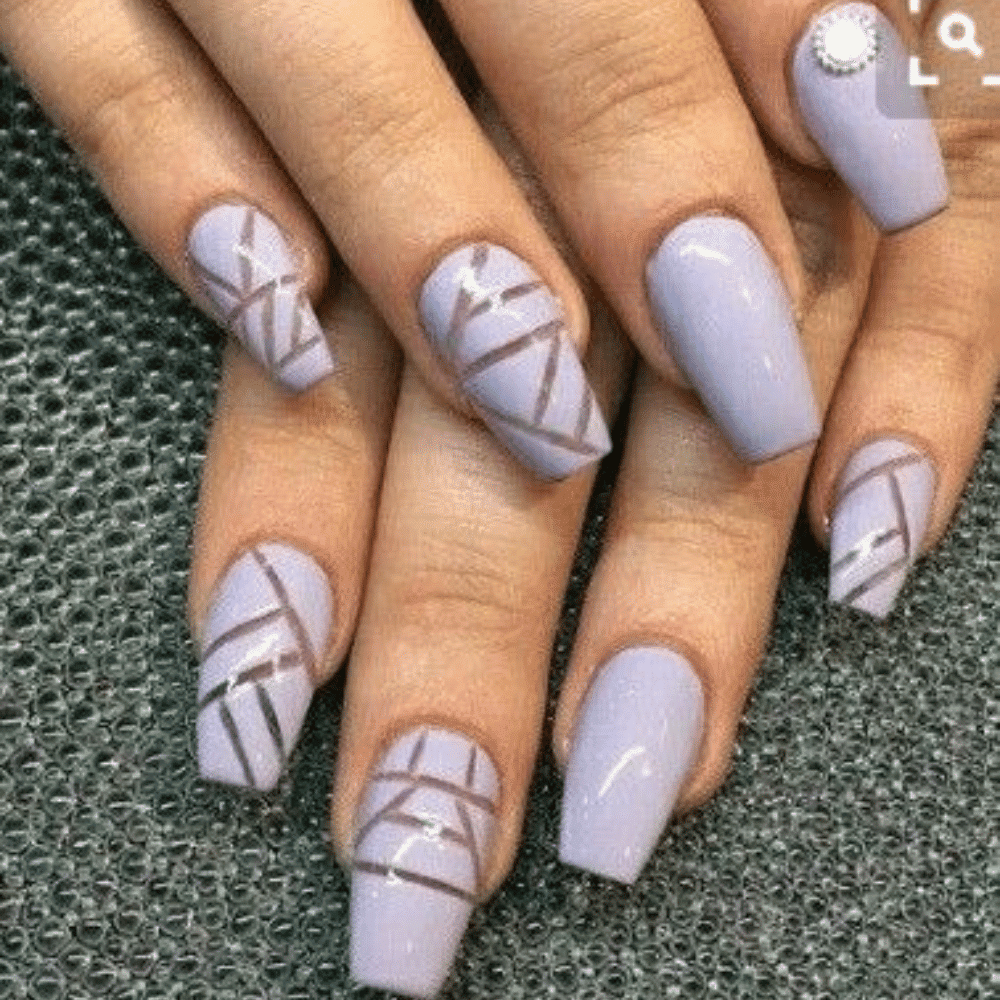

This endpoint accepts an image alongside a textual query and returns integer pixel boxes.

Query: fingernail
[196,543,333,791]
[419,243,611,481]
[350,727,499,998]
[188,203,336,391]
[646,215,820,463]
[559,647,704,885]
[829,438,936,618]
[792,3,948,232]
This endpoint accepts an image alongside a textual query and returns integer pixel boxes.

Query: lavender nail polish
[560,647,704,885]
[829,438,935,618]
[196,543,333,791]
[188,203,336,391]
[350,727,499,998]
[792,3,948,231]
[646,215,820,463]
[419,243,611,480]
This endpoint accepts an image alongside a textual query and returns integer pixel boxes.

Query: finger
[328,307,629,997]
[552,166,877,884]
[438,0,821,464]
[701,0,948,231]
[188,284,399,791]
[808,117,1000,618]
[167,0,611,481]
[0,0,337,392]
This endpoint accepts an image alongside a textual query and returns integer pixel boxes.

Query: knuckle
[301,58,445,207]
[941,122,1000,206]
[68,60,187,166]
[864,319,991,391]
[613,498,785,581]
[542,23,718,156]
[389,537,540,648]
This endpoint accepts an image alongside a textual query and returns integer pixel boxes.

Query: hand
[0,0,948,483]
[186,98,876,997]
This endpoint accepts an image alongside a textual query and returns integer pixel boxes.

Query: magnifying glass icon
[939,11,985,58]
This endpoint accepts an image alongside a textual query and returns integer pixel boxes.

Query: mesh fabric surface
[0,58,995,1000]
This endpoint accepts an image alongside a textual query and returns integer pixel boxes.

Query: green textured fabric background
[0,54,995,1000]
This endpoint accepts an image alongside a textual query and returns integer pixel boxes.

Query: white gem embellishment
[812,8,879,74]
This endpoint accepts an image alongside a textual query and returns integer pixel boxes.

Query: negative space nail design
[419,243,611,481]
[646,215,820,463]
[196,543,333,792]
[560,647,704,885]
[351,727,499,999]
[189,203,336,391]
[829,438,935,618]
[792,3,948,231]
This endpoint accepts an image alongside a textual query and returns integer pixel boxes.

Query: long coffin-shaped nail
[188,203,336,391]
[350,727,499,999]
[829,438,935,618]
[196,543,333,791]
[560,647,704,885]
[792,3,948,232]
[646,215,820,463]
[419,243,611,481]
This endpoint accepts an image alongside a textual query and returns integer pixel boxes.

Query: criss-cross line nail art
[188,203,336,391]
[419,243,611,481]
[196,543,334,791]
[350,726,499,999]
[829,439,936,618]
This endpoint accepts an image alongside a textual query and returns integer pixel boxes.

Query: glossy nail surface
[646,216,820,463]
[351,727,499,999]
[829,438,935,618]
[419,243,611,480]
[196,543,333,791]
[189,203,336,390]
[792,3,948,232]
[560,647,704,885]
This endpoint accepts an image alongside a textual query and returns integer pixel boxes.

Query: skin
[1,0,999,989]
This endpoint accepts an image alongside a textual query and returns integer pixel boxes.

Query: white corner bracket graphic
[909,55,940,86]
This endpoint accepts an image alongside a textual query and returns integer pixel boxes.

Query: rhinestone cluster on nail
[812,8,879,74]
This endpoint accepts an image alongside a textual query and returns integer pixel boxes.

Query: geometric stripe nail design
[196,543,333,791]
[419,243,611,481]
[829,438,936,619]
[188,203,337,392]
[350,727,499,999]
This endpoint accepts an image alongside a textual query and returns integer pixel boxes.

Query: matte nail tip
[829,581,900,620]
[733,409,821,465]
[558,835,646,886]
[350,874,469,999]
[196,714,283,792]
[484,408,611,481]
[876,183,949,235]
